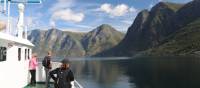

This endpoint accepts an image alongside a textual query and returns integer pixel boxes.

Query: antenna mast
[3,0,6,13]
[0,0,7,14]
[7,0,10,34]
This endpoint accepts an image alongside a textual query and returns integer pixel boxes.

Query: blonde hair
[32,53,37,57]
[48,51,52,55]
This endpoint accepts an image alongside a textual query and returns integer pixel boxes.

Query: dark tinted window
[25,49,27,60]
[18,48,21,61]
[0,47,7,62]
[28,49,30,59]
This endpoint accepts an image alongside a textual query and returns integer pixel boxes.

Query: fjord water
[62,57,200,88]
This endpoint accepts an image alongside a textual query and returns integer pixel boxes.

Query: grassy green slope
[143,18,200,56]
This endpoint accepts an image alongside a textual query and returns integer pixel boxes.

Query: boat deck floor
[24,83,54,88]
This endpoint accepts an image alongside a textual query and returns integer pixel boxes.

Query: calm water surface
[55,56,200,88]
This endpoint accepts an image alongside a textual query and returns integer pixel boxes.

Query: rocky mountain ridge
[28,24,124,57]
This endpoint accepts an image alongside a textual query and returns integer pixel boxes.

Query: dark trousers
[45,68,50,88]
[30,70,36,85]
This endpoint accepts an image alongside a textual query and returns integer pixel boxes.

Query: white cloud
[100,3,112,13]
[49,0,85,27]
[99,3,137,17]
[69,23,93,29]
[50,20,56,28]
[121,20,133,25]
[49,0,74,12]
[51,9,84,23]
[129,7,137,12]
[61,28,89,33]
[58,23,93,32]
[149,3,154,10]
[112,4,129,16]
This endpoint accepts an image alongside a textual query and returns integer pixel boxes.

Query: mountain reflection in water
[62,56,200,88]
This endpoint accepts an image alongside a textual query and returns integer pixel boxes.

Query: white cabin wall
[0,42,32,88]
[0,59,7,87]
[0,41,9,87]
[14,46,29,88]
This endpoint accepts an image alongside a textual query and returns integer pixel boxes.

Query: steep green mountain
[175,0,200,29]
[28,24,124,57]
[96,2,184,57]
[142,18,200,56]
[82,24,124,56]
[142,0,200,56]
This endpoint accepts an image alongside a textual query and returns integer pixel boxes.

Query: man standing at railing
[49,58,74,88]
[42,51,52,88]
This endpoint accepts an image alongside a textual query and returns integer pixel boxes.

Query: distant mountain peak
[91,24,117,34]
[49,28,61,32]
[127,9,149,33]
[99,24,114,30]
[193,0,200,2]
[100,24,112,27]
[151,2,184,12]
[47,28,64,35]
[81,24,124,56]
[140,9,149,13]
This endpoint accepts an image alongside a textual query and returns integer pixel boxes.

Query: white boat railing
[36,62,83,88]
[74,80,84,88]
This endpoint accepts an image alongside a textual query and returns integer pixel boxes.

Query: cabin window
[0,47,7,62]
[18,48,21,61]
[28,49,30,59]
[25,49,27,60]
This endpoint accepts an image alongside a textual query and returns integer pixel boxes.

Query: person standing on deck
[49,58,74,88]
[42,51,52,88]
[29,53,38,86]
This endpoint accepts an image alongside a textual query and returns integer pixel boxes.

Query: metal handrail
[74,80,84,88]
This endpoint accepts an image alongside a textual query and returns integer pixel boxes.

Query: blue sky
[0,0,192,32]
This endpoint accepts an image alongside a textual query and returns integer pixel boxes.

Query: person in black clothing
[43,51,52,88]
[49,58,74,88]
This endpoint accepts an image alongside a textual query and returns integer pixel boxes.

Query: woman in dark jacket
[49,59,74,88]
